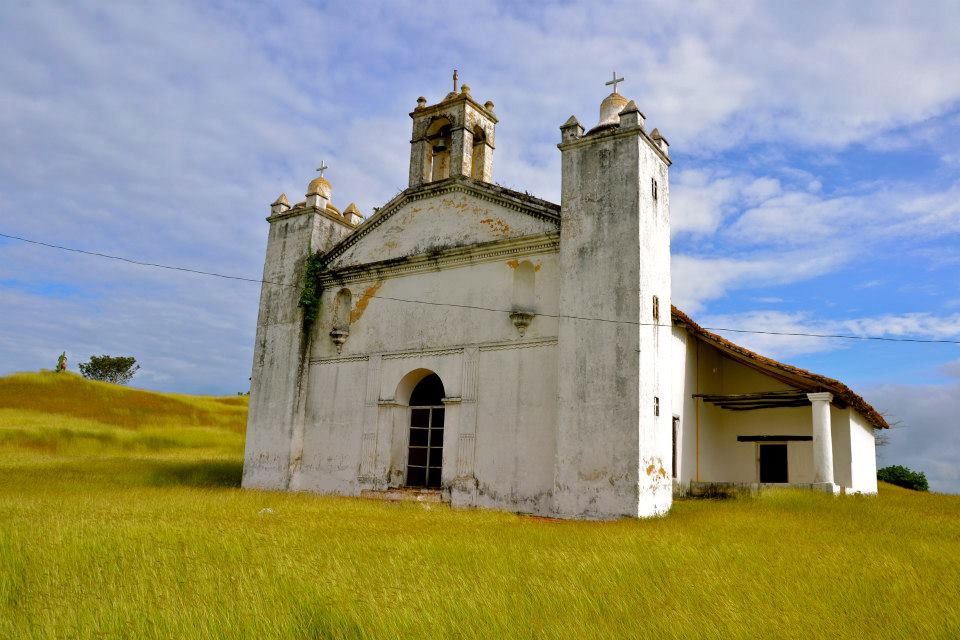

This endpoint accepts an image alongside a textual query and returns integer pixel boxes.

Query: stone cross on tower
[605,71,624,94]
[316,160,328,177]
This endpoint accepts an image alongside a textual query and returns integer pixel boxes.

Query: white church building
[242,77,885,520]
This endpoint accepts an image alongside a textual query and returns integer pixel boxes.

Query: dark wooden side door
[759,444,788,483]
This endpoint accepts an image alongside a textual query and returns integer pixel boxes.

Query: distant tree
[55,351,68,373]
[877,465,929,492]
[78,355,140,385]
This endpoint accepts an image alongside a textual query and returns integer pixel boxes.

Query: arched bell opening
[400,371,445,489]
[424,118,453,182]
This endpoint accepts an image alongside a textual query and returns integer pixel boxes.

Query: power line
[369,294,960,344]
[3,230,959,345]
[0,232,282,286]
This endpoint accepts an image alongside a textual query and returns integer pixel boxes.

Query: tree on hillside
[78,355,140,385]
[877,465,929,492]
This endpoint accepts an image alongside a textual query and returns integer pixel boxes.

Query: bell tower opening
[408,71,497,188]
[424,118,452,182]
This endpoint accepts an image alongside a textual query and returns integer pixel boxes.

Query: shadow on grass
[146,459,243,488]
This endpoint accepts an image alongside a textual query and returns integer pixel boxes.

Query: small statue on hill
[56,351,67,373]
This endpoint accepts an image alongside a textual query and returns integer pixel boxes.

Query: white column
[808,392,835,485]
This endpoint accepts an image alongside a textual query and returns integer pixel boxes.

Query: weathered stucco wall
[328,190,558,269]
[555,123,672,519]
[286,195,563,513]
[242,208,352,490]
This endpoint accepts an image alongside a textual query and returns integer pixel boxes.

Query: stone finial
[560,115,584,143]
[416,96,427,110]
[618,100,645,129]
[343,202,364,226]
[484,100,495,112]
[270,193,291,215]
[650,128,670,155]
[460,83,471,96]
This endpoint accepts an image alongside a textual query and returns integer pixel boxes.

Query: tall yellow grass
[0,371,957,639]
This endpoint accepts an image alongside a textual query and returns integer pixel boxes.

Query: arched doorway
[405,372,445,488]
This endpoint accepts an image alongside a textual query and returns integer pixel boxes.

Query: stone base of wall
[359,488,446,503]
[685,481,841,499]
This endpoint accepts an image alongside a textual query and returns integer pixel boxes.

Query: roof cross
[605,71,624,94]
[316,161,328,178]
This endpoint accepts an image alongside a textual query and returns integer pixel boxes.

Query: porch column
[807,392,834,485]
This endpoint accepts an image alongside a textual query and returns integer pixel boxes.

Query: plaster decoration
[509,311,535,336]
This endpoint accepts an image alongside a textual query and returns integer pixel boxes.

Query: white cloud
[672,249,844,314]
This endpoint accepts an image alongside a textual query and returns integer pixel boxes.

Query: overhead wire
[2,230,959,345]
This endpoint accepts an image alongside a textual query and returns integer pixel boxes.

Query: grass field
[1,371,958,639]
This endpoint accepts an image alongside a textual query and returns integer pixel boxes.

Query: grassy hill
[0,371,958,639]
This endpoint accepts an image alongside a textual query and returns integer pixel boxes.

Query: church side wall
[849,410,878,494]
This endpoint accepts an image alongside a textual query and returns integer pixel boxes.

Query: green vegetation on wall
[298,251,325,331]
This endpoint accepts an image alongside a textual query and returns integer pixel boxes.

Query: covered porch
[671,308,883,496]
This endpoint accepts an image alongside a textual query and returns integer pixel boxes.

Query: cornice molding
[319,233,559,286]
[479,338,558,352]
[557,124,672,166]
[309,337,559,366]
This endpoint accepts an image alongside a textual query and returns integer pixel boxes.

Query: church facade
[242,79,884,520]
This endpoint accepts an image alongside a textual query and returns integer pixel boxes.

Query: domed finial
[460,83,471,96]
[306,161,332,207]
[416,96,427,110]
[484,100,495,112]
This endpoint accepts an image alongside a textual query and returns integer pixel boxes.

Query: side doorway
[758,443,788,483]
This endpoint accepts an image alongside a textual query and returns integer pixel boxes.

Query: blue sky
[1,1,958,491]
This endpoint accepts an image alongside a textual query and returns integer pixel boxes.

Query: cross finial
[605,71,625,94]
[316,160,328,178]
[453,69,459,93]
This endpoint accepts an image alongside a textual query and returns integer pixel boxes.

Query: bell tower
[408,71,498,186]
[554,74,674,519]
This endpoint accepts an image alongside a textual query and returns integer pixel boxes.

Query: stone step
[360,488,446,503]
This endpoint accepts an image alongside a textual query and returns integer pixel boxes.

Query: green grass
[1,371,958,639]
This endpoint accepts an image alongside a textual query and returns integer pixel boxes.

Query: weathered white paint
[243,83,881,519]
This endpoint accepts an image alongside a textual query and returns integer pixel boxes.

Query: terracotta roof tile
[672,306,888,429]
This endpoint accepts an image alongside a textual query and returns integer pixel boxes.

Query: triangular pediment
[321,177,560,270]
